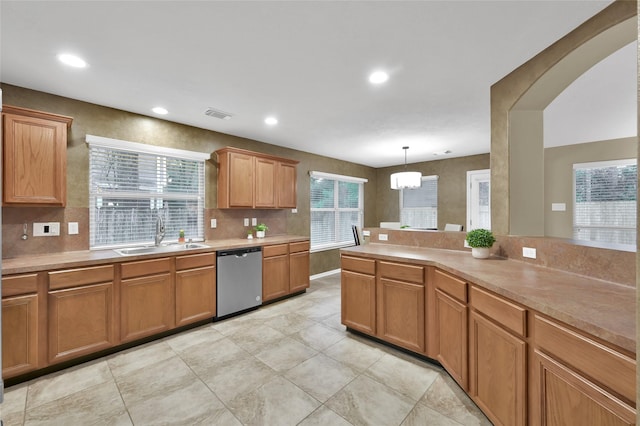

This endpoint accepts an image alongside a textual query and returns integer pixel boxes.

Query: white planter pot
[256,230,265,238]
[471,247,491,259]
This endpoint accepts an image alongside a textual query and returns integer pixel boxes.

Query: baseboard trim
[310,269,341,280]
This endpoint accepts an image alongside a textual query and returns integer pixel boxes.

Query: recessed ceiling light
[265,117,278,125]
[152,107,168,115]
[369,71,389,84]
[57,53,87,68]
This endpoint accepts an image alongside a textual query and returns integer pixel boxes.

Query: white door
[467,169,491,231]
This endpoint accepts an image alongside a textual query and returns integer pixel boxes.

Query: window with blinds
[573,159,636,245]
[86,135,208,249]
[310,171,366,252]
[400,176,438,229]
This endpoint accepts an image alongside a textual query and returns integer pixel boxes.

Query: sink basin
[114,243,209,256]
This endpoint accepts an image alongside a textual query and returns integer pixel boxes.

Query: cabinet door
[262,254,289,302]
[377,278,425,353]
[228,151,254,207]
[533,350,635,426]
[289,250,309,293]
[121,273,173,343]
[469,311,526,426]
[48,282,115,364]
[3,112,68,205]
[277,162,297,208]
[341,270,376,335]
[2,294,39,378]
[435,289,467,389]
[255,157,277,208]
[176,266,216,326]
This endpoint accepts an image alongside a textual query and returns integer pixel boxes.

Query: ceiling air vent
[204,108,233,120]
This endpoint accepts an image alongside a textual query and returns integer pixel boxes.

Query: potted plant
[465,228,496,259]
[254,223,268,238]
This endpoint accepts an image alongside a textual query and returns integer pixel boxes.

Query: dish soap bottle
[178,229,185,244]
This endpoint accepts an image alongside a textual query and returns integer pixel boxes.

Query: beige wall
[375,154,490,230]
[0,83,378,274]
[545,137,637,238]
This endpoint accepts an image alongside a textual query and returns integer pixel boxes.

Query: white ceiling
[1,0,632,168]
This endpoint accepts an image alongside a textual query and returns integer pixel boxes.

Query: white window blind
[310,171,367,252]
[400,175,438,229]
[573,159,636,245]
[87,135,208,249]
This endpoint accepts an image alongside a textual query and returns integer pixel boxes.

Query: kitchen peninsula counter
[2,235,309,276]
[341,243,635,354]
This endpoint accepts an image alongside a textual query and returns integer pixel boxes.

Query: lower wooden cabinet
[341,270,376,335]
[47,265,116,365]
[289,241,310,293]
[263,244,290,302]
[263,241,310,302]
[175,253,216,327]
[469,311,526,426]
[2,294,39,378]
[2,273,41,379]
[120,258,174,343]
[533,350,635,426]
[377,261,425,353]
[435,289,467,388]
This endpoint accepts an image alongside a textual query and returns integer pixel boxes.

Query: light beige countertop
[341,244,636,354]
[2,235,309,276]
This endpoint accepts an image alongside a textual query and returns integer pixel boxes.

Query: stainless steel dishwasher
[216,246,262,318]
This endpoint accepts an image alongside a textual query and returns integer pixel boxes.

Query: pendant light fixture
[390,146,422,190]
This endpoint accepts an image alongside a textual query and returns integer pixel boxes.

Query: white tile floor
[1,273,491,425]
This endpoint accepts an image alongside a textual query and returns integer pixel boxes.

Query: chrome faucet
[155,213,165,246]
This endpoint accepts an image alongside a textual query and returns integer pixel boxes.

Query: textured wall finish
[491,1,637,236]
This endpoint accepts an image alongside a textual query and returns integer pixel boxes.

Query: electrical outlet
[252,218,257,226]
[291,208,298,213]
[362,230,371,237]
[243,218,249,227]
[379,234,388,241]
[33,222,60,237]
[523,247,537,259]
[210,219,217,228]
[68,222,79,235]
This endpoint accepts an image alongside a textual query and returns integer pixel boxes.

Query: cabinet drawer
[289,241,310,253]
[2,273,38,297]
[263,244,288,257]
[176,252,216,271]
[433,269,467,302]
[121,258,172,279]
[470,286,526,337]
[534,315,635,404]
[379,261,424,284]
[49,265,114,290]
[342,255,375,275]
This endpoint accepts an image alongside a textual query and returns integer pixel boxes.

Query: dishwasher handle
[217,246,262,257]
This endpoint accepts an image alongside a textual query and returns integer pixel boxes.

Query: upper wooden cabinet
[2,105,73,206]
[215,147,298,209]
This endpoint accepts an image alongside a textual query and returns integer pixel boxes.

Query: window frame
[86,134,210,250]
[572,158,637,246]
[309,171,367,253]
[399,175,439,230]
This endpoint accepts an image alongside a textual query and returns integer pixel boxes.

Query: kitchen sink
[114,242,209,256]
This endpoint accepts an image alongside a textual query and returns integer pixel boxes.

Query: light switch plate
[551,203,566,211]
[243,218,249,226]
[210,219,217,228]
[523,247,537,259]
[291,208,298,213]
[33,222,60,237]
[68,222,79,235]
[252,218,257,226]
[363,230,370,237]
[379,234,388,241]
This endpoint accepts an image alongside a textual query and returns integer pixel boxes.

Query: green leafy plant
[465,228,495,248]
[254,223,268,232]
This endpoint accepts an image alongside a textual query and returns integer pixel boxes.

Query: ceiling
[1,1,632,168]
